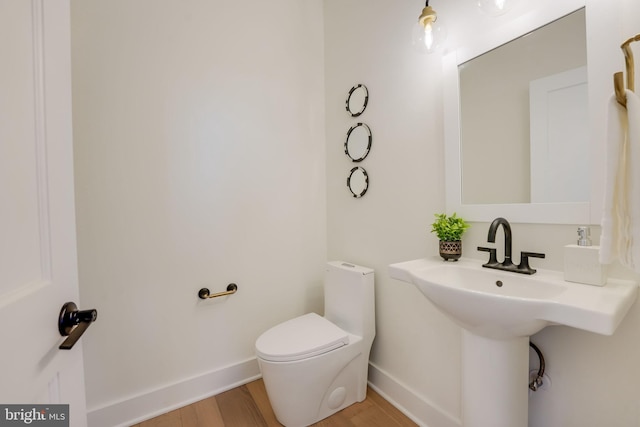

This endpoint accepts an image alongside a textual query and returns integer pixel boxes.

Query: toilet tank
[324,261,375,340]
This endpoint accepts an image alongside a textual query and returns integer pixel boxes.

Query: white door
[529,66,589,204]
[0,0,88,425]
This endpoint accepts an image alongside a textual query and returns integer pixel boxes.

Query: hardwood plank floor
[132,379,417,427]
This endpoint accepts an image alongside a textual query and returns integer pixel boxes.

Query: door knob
[58,302,97,350]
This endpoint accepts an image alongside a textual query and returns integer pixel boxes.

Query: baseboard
[87,358,460,427]
[86,357,261,427]
[367,362,462,427]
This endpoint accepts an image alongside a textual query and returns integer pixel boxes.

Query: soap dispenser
[564,226,607,286]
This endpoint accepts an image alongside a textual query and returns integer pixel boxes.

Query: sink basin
[390,257,638,339]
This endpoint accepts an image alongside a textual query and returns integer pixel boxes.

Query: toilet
[255,261,375,426]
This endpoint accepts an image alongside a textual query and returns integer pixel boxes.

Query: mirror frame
[443,1,593,224]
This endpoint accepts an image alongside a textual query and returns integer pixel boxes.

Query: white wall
[72,0,640,425]
[325,0,640,426]
[71,1,325,425]
[323,1,461,424]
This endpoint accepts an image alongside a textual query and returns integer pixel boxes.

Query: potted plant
[431,213,470,261]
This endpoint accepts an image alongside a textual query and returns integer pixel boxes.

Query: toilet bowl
[255,261,375,427]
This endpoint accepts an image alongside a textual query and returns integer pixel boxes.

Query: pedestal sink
[389,257,638,427]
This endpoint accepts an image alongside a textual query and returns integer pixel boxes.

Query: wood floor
[132,379,417,427]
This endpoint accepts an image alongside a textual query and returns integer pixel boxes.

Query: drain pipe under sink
[529,341,545,391]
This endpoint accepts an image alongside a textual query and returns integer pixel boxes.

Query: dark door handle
[58,302,97,350]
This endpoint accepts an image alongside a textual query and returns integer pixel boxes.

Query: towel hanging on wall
[601,90,640,272]
[601,34,640,271]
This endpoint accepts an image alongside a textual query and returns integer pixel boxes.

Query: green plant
[431,213,469,241]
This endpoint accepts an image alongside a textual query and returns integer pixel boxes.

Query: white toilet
[255,261,375,426]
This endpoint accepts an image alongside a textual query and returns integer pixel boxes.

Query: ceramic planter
[439,240,462,261]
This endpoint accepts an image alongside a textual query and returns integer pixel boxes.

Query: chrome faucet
[478,217,545,275]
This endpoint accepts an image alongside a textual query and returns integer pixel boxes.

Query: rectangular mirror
[444,6,592,224]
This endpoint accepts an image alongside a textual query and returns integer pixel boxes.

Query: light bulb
[423,23,435,50]
[411,6,446,54]
[476,0,515,16]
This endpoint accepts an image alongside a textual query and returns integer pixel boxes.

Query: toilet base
[258,336,369,427]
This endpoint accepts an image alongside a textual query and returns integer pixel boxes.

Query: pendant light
[476,0,515,16]
[412,0,446,54]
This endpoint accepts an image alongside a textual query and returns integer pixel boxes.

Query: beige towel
[600,90,640,272]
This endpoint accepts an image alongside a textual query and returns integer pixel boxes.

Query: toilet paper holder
[198,283,238,299]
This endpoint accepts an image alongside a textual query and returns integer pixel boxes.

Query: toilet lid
[255,313,349,362]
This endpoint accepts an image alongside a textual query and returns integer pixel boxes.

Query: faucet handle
[518,251,546,275]
[478,246,499,267]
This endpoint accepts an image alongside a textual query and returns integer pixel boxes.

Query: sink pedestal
[462,331,529,427]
